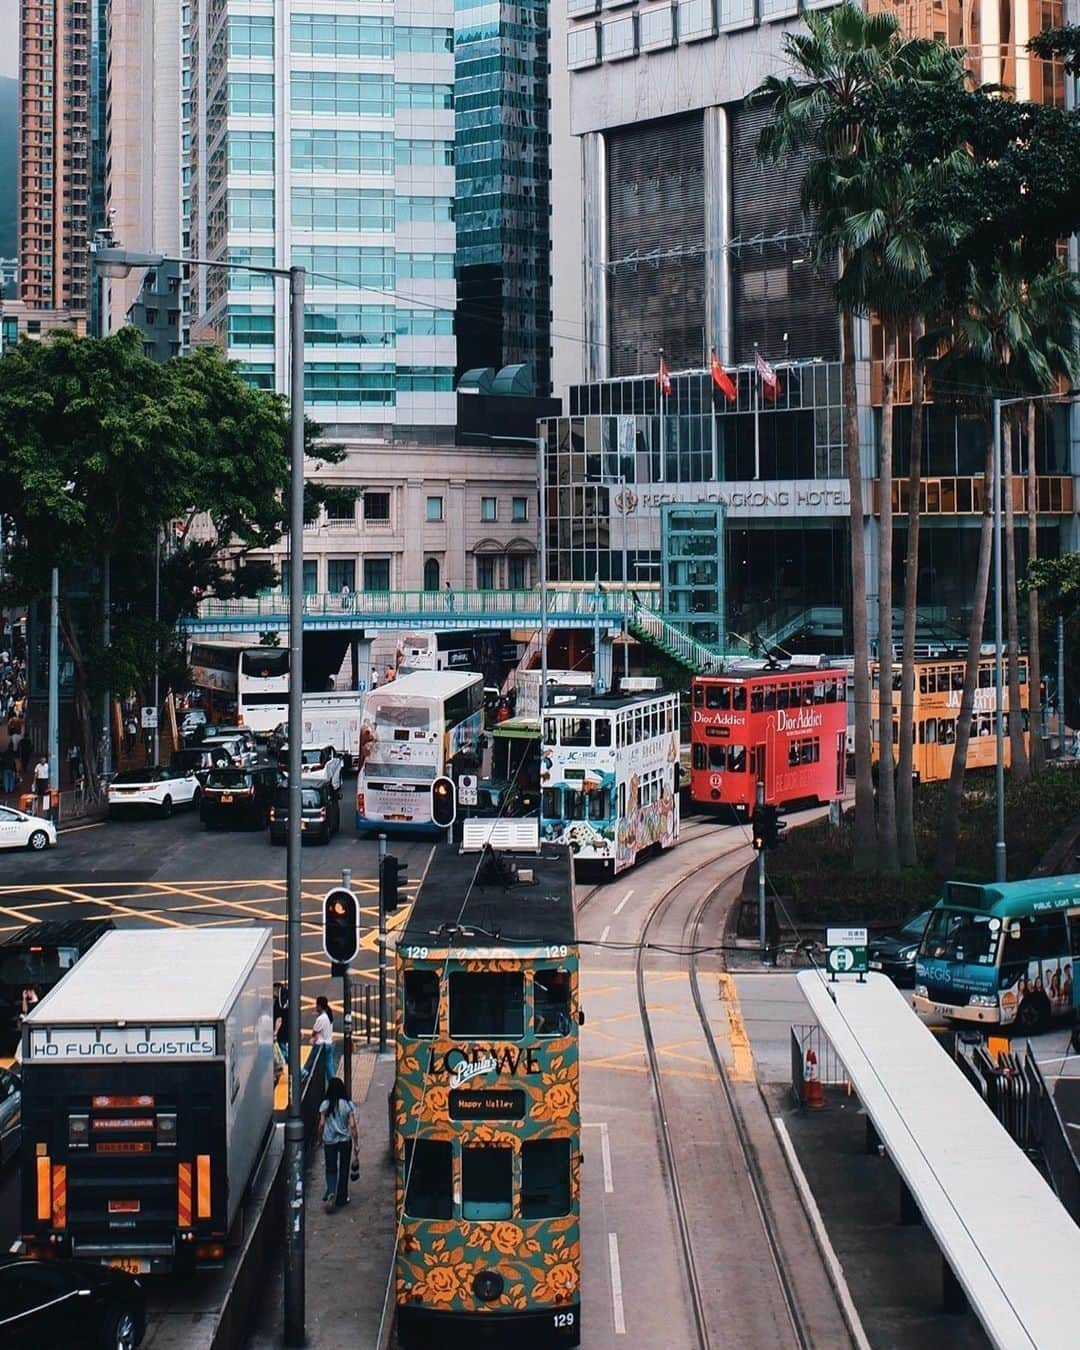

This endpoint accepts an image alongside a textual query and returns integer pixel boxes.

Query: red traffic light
[431,775,456,828]
[322,887,359,965]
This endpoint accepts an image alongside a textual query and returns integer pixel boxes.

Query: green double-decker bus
[914,875,1080,1034]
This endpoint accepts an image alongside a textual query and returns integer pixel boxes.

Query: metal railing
[196,586,626,622]
[790,1022,852,1107]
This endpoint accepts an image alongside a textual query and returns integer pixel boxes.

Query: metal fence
[790,1022,851,1107]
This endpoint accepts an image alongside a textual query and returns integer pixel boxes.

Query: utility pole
[153,529,161,765]
[992,399,1006,881]
[48,568,59,821]
[378,832,388,1054]
[101,553,111,776]
[1059,612,1066,757]
[756,778,766,962]
[341,867,353,1101]
[538,433,549,698]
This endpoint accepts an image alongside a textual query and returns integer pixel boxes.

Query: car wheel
[103,1303,140,1350]
[192,787,202,809]
[1016,995,1051,1036]
[28,829,50,851]
[160,796,173,820]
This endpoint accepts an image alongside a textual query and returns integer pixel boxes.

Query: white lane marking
[773,1118,871,1350]
[584,1121,614,1193]
[58,821,106,835]
[600,925,611,943]
[612,888,634,916]
[608,1232,626,1335]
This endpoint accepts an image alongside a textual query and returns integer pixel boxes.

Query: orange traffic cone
[804,1047,825,1109]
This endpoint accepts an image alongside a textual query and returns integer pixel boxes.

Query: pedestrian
[444,580,455,612]
[125,715,138,754]
[273,982,289,1063]
[340,583,351,612]
[67,742,82,786]
[316,1076,359,1214]
[310,995,336,1079]
[1,744,15,795]
[33,755,49,809]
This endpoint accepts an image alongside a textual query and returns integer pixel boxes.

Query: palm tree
[926,255,1080,874]
[755,2,961,872]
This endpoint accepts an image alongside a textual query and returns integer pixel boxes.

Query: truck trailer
[19,927,274,1275]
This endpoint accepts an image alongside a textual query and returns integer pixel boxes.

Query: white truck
[20,927,274,1274]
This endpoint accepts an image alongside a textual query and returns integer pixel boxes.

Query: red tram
[689,665,847,813]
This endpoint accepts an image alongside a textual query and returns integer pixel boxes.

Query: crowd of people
[1,646,27,725]
[1,645,33,798]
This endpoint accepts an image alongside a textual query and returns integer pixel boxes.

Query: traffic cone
[804,1047,825,1109]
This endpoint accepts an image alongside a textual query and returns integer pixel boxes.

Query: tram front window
[449,971,525,1038]
[594,718,612,747]
[463,1145,513,1220]
[561,718,592,747]
[522,1139,572,1218]
[403,970,439,1037]
[534,969,572,1036]
[403,1139,453,1218]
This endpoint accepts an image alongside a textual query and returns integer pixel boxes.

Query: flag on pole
[755,350,781,402]
[710,350,737,402]
[656,353,672,398]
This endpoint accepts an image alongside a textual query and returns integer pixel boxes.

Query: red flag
[656,354,672,398]
[710,350,737,402]
[755,350,781,401]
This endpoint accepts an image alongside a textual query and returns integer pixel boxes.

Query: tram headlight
[473,1270,505,1303]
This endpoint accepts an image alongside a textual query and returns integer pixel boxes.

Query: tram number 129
[546,945,569,959]
[554,1312,576,1329]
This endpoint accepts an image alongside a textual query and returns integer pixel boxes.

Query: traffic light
[751,804,784,851]
[381,854,408,913]
[322,887,359,964]
[431,775,456,829]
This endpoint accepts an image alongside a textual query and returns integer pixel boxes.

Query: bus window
[728,745,746,772]
[562,718,592,747]
[462,1145,513,1221]
[594,718,612,747]
[777,685,790,710]
[732,686,747,711]
[403,1139,453,1219]
[449,971,524,1038]
[542,788,561,819]
[522,1139,572,1218]
[764,685,777,711]
[1003,914,1068,966]
[403,970,439,1037]
[534,970,571,1036]
[922,909,999,965]
[750,688,764,713]
[705,685,730,710]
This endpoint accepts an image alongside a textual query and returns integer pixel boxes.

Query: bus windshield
[920,908,1001,966]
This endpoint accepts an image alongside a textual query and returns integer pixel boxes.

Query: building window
[236,363,274,390]
[364,558,391,591]
[424,558,441,591]
[481,497,498,522]
[639,5,675,48]
[396,197,454,225]
[327,559,356,593]
[293,247,394,291]
[394,83,453,110]
[228,306,275,346]
[395,26,453,53]
[291,130,393,175]
[397,253,454,281]
[228,131,274,174]
[512,497,528,522]
[291,188,394,232]
[303,560,318,595]
[601,15,637,60]
[228,189,275,232]
[364,492,391,521]
[396,366,455,392]
[305,305,394,347]
[567,25,600,68]
[476,556,497,590]
[395,310,453,337]
[228,14,273,58]
[677,0,715,40]
[291,13,393,59]
[227,247,275,291]
[228,73,274,116]
[304,363,395,406]
[395,138,454,167]
[292,72,393,116]
[508,556,528,589]
[426,496,444,522]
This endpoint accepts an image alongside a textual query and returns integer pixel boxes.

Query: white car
[106,765,202,819]
[0,806,57,852]
[278,743,344,795]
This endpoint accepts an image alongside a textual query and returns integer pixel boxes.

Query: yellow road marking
[717,972,756,1084]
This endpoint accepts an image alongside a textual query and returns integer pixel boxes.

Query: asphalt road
[0,792,435,1253]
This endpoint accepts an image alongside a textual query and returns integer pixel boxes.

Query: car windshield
[112,768,164,784]
[901,911,931,939]
[205,770,250,790]
[273,787,323,809]
[301,750,324,767]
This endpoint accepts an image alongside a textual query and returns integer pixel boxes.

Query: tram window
[693,686,704,707]
[586,788,610,821]
[542,788,562,819]
[732,687,747,711]
[923,719,937,744]
[449,972,524,1039]
[619,782,626,815]
[1071,914,1080,959]
[839,681,847,702]
[872,669,880,690]
[403,1139,453,1219]
[750,689,764,713]
[664,704,674,733]
[543,717,559,745]
[978,665,992,689]
[789,742,799,768]
[825,682,837,703]
[534,970,572,1036]
[802,684,815,707]
[708,745,724,771]
[728,745,746,773]
[940,718,956,744]
[802,740,819,764]
[462,1146,513,1221]
[919,671,929,694]
[705,686,730,710]
[403,970,439,1037]
[522,1139,572,1218]
[777,685,790,710]
[562,718,592,747]
[634,712,644,741]
[594,718,612,747]
[1019,662,1028,685]
[950,670,964,691]
[763,686,777,711]
[651,708,660,737]
[814,683,825,705]
[891,672,903,692]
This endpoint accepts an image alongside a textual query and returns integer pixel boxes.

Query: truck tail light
[68,1114,90,1150]
[269,808,277,821]
[177,1162,193,1227]
[196,1155,211,1219]
[195,1242,225,1261]
[156,1112,178,1148]
[36,1156,51,1221]
[108,1200,140,1214]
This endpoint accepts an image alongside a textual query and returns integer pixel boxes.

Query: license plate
[221,793,233,803]
[107,1257,149,1275]
[869,960,882,970]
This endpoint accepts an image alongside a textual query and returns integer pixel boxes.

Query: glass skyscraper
[185,0,458,438]
[454,0,550,394]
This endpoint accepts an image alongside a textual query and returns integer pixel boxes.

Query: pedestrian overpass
[798,970,1080,1350]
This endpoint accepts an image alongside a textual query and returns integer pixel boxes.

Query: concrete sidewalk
[247,1048,398,1350]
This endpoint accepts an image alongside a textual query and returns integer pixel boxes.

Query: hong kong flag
[710,350,737,402]
[755,350,781,401]
[656,354,672,398]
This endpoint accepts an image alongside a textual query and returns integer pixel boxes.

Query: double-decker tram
[392,842,581,1347]
[539,689,681,878]
[871,655,1029,782]
[689,665,847,813]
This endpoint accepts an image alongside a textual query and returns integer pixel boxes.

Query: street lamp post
[92,240,309,1343]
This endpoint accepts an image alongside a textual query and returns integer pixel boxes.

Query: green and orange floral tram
[392,842,581,1347]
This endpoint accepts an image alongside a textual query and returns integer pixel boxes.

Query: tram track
[633,850,810,1350]
[575,815,732,917]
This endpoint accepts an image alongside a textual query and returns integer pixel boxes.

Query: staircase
[501,628,543,695]
[623,596,723,673]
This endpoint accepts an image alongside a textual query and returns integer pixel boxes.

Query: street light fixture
[91,236,309,1344]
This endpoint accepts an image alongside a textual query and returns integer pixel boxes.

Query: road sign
[826,926,868,976]
[458,774,478,806]
[140,707,158,729]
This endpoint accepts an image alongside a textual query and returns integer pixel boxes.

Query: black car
[269,782,341,845]
[200,765,281,830]
[0,1253,146,1349]
[0,920,114,1037]
[868,910,933,987]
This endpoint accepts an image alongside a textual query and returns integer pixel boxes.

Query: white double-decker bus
[355,670,484,833]
[540,688,681,877]
[188,641,290,731]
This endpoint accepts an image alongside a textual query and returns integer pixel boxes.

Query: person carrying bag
[317,1076,360,1213]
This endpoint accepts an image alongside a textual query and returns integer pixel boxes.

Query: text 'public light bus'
[871,655,1029,783]
[914,875,1080,1034]
[188,641,290,732]
[356,670,484,834]
[540,689,680,878]
[689,665,847,814]
[393,842,580,1347]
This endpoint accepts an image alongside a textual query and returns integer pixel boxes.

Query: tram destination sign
[449,1088,526,1121]
[826,927,868,977]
